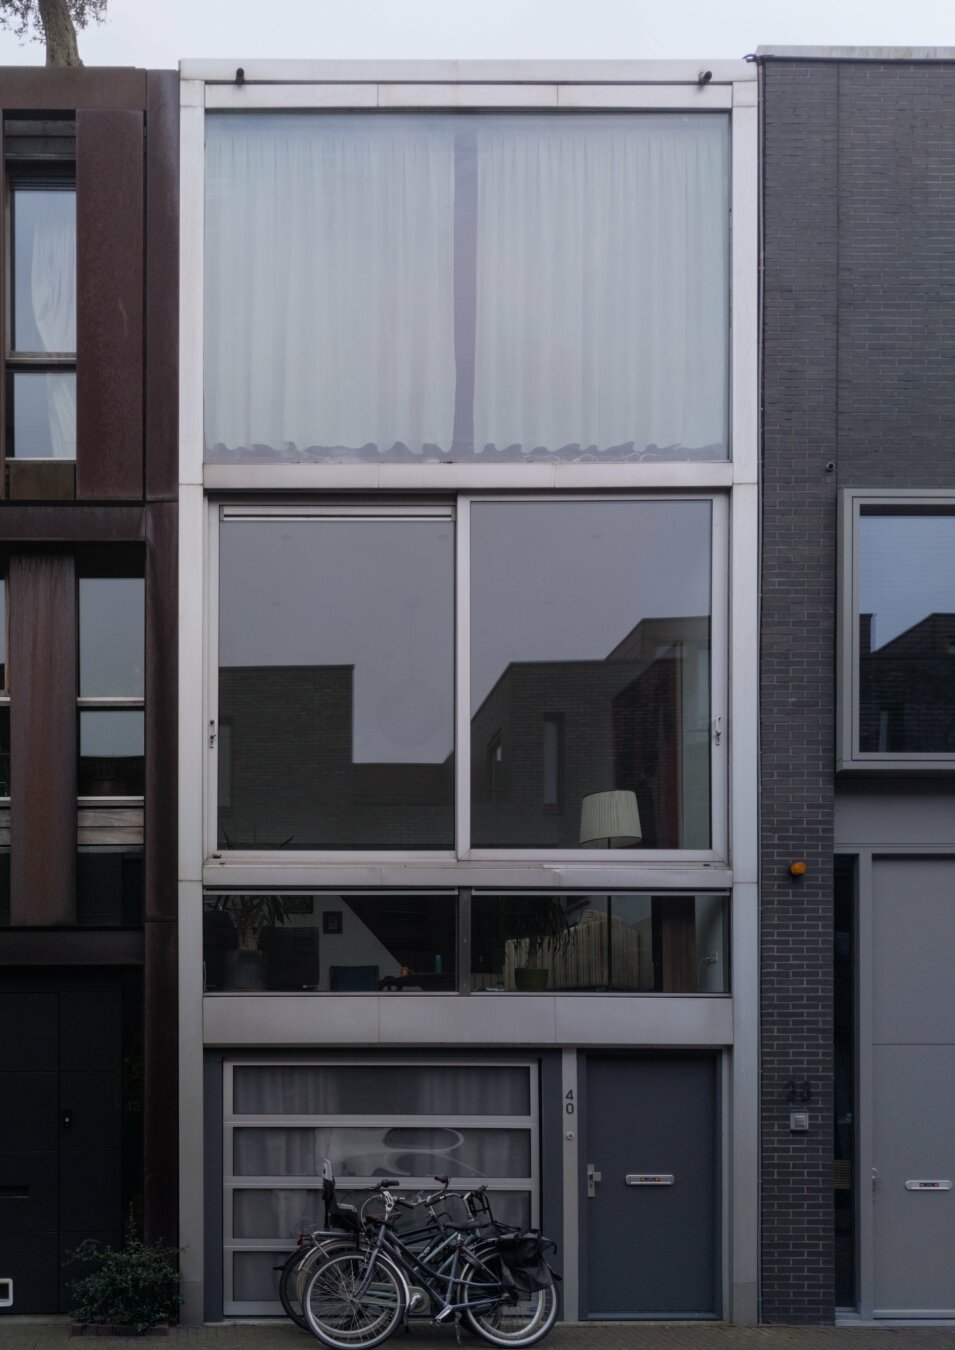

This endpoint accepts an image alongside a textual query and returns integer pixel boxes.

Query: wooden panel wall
[76,110,145,499]
[9,553,77,925]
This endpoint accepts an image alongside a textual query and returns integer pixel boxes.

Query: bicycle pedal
[432,1307,454,1324]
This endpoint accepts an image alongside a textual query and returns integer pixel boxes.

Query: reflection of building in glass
[471,617,710,849]
[218,666,453,849]
[859,613,955,753]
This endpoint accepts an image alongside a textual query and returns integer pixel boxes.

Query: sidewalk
[5,1321,955,1349]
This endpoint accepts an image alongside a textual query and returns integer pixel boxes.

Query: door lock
[61,1109,73,1130]
[586,1162,602,1198]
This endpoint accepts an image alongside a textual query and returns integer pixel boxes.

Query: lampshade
[579,790,642,848]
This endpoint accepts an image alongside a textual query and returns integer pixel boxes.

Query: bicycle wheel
[460,1257,559,1348]
[281,1239,356,1330]
[303,1250,405,1350]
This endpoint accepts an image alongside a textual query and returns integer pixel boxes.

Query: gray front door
[871,859,955,1316]
[0,978,124,1314]
[581,1052,719,1319]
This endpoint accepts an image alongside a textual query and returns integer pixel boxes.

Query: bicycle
[301,1173,558,1350]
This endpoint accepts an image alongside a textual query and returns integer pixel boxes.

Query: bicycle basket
[493,1232,557,1294]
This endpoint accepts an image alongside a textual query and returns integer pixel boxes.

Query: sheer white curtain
[30,194,76,459]
[205,115,456,457]
[473,115,729,457]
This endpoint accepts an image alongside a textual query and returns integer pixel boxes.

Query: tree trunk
[38,0,82,66]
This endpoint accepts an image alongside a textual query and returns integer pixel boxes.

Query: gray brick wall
[761,57,955,1322]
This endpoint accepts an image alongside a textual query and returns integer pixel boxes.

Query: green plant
[210,892,292,953]
[505,896,573,968]
[68,1214,182,1333]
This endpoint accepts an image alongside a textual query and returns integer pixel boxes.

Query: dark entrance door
[0,975,125,1314]
[582,1052,719,1319]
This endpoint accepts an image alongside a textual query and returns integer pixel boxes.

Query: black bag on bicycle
[493,1231,556,1294]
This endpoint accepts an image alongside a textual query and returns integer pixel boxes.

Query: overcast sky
[0,0,953,69]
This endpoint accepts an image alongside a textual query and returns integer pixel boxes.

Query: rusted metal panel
[6,460,75,500]
[76,109,144,500]
[0,503,144,542]
[144,501,177,922]
[0,928,144,963]
[0,67,147,111]
[145,71,179,503]
[143,916,178,1247]
[9,553,77,925]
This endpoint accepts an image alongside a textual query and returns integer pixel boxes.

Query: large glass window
[471,500,712,849]
[216,500,718,854]
[7,184,76,460]
[205,113,729,465]
[217,514,455,850]
[842,497,955,767]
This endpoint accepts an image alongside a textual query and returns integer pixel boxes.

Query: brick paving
[5,1320,955,1349]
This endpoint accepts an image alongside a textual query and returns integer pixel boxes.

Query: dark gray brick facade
[760,56,955,1323]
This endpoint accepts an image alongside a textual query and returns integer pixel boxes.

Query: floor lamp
[579,790,642,989]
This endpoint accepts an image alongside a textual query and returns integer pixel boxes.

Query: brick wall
[760,57,955,1322]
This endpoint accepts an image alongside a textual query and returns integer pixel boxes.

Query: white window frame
[206,493,728,866]
[838,489,955,772]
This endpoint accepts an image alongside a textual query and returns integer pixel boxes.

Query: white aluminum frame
[206,493,728,869]
[838,490,955,773]
[179,60,761,1328]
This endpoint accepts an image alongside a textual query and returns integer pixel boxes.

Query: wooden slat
[0,929,144,963]
[145,71,179,503]
[0,503,145,544]
[76,109,144,499]
[143,916,178,1247]
[9,554,76,924]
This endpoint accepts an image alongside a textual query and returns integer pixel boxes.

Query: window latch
[713,715,722,746]
[208,719,217,749]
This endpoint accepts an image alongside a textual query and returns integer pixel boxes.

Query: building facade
[178,60,760,1325]
[0,66,179,1314]
[760,48,955,1323]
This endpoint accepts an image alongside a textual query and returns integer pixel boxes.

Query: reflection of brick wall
[219,666,452,848]
[470,618,708,849]
[859,615,955,752]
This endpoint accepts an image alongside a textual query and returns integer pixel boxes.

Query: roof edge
[756,45,955,61]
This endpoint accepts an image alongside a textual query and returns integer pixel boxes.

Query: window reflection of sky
[859,515,955,650]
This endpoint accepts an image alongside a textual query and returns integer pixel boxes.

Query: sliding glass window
[217,513,455,850]
[215,499,719,856]
[471,500,712,849]
[204,112,729,465]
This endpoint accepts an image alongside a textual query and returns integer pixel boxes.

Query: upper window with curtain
[204,112,730,464]
[7,181,77,461]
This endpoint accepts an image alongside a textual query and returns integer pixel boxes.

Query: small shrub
[68,1216,182,1333]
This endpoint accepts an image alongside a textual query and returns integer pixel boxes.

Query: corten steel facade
[760,50,955,1323]
[0,67,178,1313]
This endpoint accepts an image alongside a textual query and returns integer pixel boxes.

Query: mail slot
[0,1278,12,1308]
[626,1173,674,1186]
[905,1180,952,1191]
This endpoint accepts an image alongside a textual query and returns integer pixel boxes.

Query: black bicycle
[301,1173,558,1349]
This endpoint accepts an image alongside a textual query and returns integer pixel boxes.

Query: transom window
[204,112,730,465]
[214,497,723,857]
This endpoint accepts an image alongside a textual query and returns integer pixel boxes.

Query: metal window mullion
[456,496,471,856]
[458,886,471,993]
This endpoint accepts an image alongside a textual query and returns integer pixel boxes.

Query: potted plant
[506,896,573,991]
[209,892,293,990]
[68,1214,182,1335]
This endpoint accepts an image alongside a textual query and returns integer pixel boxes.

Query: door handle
[586,1163,602,1198]
[62,1109,73,1130]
